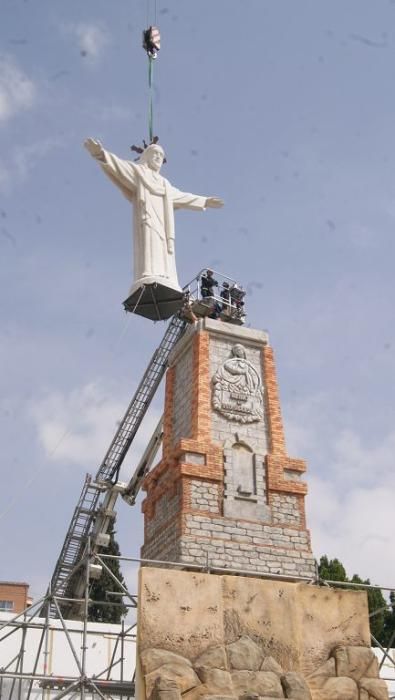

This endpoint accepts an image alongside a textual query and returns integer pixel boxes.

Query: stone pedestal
[141,318,315,578]
[136,567,388,700]
[136,317,389,700]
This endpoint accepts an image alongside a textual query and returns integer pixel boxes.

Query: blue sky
[1,0,394,600]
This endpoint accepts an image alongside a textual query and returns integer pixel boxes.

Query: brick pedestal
[141,318,315,578]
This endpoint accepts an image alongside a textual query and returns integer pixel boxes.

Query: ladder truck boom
[122,415,163,506]
[42,312,188,617]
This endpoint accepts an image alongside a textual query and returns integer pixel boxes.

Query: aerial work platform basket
[123,269,246,324]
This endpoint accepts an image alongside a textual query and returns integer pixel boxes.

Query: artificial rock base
[136,567,388,700]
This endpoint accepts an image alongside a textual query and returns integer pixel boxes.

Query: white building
[0,611,136,698]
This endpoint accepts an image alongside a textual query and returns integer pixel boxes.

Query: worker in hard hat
[200,269,218,298]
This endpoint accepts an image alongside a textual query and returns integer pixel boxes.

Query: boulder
[332,646,379,681]
[306,658,336,687]
[310,677,358,700]
[146,663,200,697]
[260,657,284,676]
[181,686,208,700]
[194,669,233,695]
[195,646,228,671]
[182,685,234,700]
[238,696,285,700]
[151,677,182,700]
[281,672,311,699]
[358,678,389,700]
[142,648,193,675]
[227,636,263,672]
[231,671,283,698]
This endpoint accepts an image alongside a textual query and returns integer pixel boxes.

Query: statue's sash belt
[132,163,174,253]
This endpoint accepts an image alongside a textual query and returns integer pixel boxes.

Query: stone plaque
[212,344,264,423]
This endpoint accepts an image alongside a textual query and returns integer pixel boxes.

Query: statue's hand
[167,239,174,254]
[84,138,104,159]
[206,197,224,209]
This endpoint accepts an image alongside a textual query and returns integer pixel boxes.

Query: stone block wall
[271,493,303,526]
[180,515,314,576]
[172,343,193,448]
[190,480,220,513]
[143,495,181,562]
[141,318,315,578]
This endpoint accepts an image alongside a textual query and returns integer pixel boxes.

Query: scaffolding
[1,551,394,699]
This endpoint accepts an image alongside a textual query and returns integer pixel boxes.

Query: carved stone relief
[212,344,264,424]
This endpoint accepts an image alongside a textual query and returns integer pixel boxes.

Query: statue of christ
[84,139,223,296]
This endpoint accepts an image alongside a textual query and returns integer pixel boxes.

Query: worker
[230,283,246,310]
[200,269,218,298]
[220,281,231,311]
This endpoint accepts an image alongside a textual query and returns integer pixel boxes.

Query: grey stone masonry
[190,480,220,514]
[171,342,193,448]
[143,485,181,562]
[271,493,301,526]
[180,513,315,578]
[142,521,180,563]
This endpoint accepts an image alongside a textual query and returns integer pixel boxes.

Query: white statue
[84,139,223,296]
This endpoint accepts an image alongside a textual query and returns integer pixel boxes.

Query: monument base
[136,567,388,700]
[123,283,185,320]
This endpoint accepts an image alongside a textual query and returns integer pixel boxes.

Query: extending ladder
[42,312,188,616]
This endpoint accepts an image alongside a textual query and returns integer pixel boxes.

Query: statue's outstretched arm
[84,138,137,200]
[206,197,224,208]
[84,138,105,161]
[171,187,224,211]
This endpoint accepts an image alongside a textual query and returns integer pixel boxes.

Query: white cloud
[29,382,127,468]
[0,55,36,122]
[284,394,395,586]
[0,138,62,193]
[67,22,110,64]
[308,476,395,587]
[29,381,162,476]
[13,137,62,180]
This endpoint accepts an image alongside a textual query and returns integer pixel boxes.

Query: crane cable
[147,0,156,142]
[142,0,160,143]
[148,54,154,143]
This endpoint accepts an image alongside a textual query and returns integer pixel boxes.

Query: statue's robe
[98,149,207,294]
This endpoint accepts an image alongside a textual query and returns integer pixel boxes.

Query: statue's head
[232,344,247,359]
[140,144,165,172]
